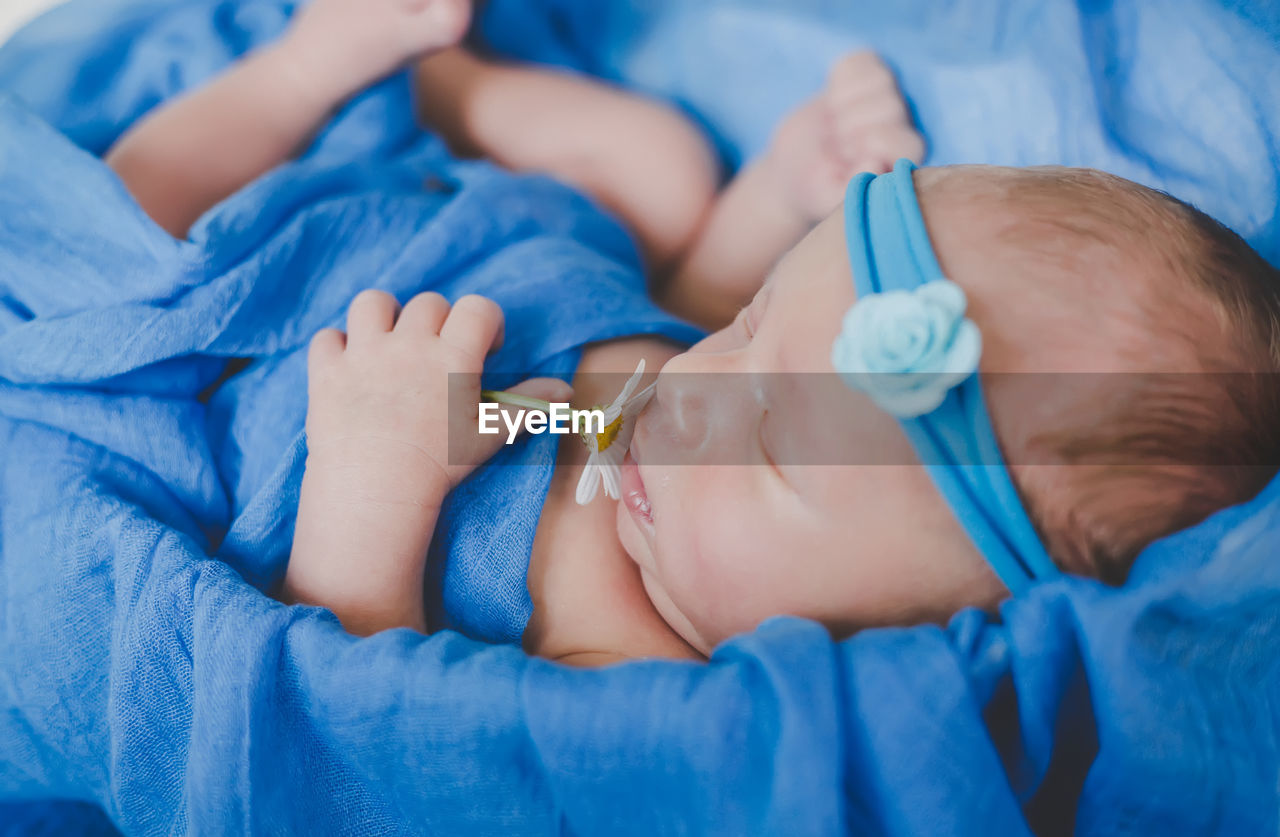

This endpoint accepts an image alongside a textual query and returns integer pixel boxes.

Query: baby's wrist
[271,32,374,112]
[289,435,443,636]
[303,435,451,510]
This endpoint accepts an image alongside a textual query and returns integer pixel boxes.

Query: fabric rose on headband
[831,278,982,418]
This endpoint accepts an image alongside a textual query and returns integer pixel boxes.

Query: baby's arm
[659,52,926,329]
[106,0,470,238]
[283,290,569,636]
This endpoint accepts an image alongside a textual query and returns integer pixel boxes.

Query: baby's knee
[630,105,721,261]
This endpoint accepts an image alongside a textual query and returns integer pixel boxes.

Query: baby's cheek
[661,511,775,648]
[643,522,715,647]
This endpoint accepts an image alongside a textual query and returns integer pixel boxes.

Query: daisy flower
[575,359,654,505]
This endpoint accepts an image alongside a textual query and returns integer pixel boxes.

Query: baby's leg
[415,49,720,270]
[660,52,926,328]
[107,0,471,238]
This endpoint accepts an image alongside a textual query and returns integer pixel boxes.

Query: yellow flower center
[586,413,625,453]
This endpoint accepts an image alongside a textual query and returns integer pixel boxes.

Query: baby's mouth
[620,448,653,529]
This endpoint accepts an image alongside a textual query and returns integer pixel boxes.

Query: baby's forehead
[914,167,1191,373]
[763,212,858,370]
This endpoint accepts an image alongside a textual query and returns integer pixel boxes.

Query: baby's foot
[285,0,472,100]
[764,51,926,222]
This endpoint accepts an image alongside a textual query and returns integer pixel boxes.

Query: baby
[281,157,1280,663]
[103,0,1280,663]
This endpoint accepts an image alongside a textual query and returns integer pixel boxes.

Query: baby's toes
[828,91,912,149]
[820,51,924,168]
[826,51,899,106]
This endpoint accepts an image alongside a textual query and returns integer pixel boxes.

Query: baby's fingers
[440,294,505,361]
[309,328,347,364]
[307,329,347,385]
[397,291,450,335]
[346,289,400,346]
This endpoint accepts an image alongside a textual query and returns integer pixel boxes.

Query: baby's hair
[984,168,1280,584]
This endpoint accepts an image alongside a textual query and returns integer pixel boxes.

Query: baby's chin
[638,567,713,657]
[614,499,652,573]
[614,503,713,655]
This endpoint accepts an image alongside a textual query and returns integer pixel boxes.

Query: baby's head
[621,162,1280,655]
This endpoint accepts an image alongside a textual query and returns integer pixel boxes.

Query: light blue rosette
[831,279,982,418]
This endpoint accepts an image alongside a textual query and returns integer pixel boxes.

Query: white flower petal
[612,359,646,408]
[600,461,623,500]
[625,382,656,416]
[575,360,651,504]
[576,461,601,505]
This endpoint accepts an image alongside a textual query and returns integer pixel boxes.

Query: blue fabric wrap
[0,1,1277,834]
[478,0,1280,268]
[1,0,705,649]
[844,161,1059,594]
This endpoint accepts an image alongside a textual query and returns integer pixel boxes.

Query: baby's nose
[648,352,752,463]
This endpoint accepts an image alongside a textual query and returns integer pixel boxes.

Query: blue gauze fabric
[0,0,704,649]
[478,0,1280,267]
[0,1,1277,834]
[843,160,1059,594]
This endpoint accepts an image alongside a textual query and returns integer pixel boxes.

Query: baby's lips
[620,450,654,529]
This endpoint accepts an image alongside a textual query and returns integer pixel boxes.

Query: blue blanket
[481,0,1280,267]
[1,0,1278,833]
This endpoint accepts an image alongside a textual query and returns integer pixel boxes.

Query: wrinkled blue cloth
[1,0,1278,834]
[0,0,704,648]
[480,0,1280,267]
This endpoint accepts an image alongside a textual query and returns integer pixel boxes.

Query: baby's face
[618,166,1146,654]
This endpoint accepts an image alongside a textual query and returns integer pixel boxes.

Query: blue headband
[832,159,1059,595]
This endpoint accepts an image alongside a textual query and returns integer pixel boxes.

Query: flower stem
[480,390,554,412]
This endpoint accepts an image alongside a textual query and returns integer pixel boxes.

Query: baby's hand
[288,290,565,635]
[305,290,569,502]
[764,52,926,222]
[285,0,472,99]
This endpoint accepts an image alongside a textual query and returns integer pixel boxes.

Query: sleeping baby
[279,156,1280,663]
[103,0,1280,663]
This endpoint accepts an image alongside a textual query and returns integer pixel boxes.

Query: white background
[0,0,66,44]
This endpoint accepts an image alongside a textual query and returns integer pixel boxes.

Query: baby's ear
[1007,462,1091,578]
